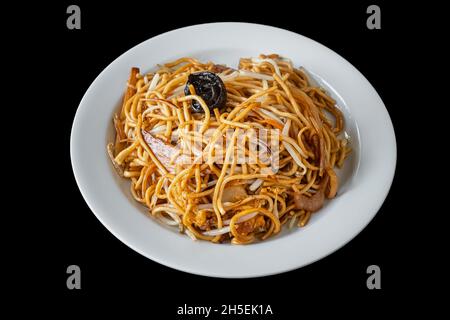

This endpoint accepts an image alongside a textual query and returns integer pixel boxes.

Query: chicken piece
[221,185,248,203]
[294,175,330,212]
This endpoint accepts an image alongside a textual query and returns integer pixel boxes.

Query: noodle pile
[107,54,350,244]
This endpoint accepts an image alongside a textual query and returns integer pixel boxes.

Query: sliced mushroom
[141,130,190,174]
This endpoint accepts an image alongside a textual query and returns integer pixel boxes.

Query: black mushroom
[184,71,227,112]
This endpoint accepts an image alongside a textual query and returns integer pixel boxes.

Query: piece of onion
[289,215,298,229]
[163,180,169,195]
[202,226,231,236]
[142,105,162,117]
[157,215,179,226]
[149,125,167,134]
[219,71,239,82]
[257,108,284,125]
[282,118,291,135]
[207,179,218,187]
[148,73,160,92]
[170,129,179,143]
[197,203,214,210]
[251,58,282,77]
[167,85,185,100]
[165,206,179,215]
[238,70,274,81]
[284,143,306,175]
[249,179,264,192]
[247,111,260,118]
[127,129,135,139]
[281,119,307,174]
[185,228,197,240]
[284,136,309,159]
[282,120,307,174]
[223,211,258,226]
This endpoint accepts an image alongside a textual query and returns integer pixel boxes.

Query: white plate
[71,23,396,278]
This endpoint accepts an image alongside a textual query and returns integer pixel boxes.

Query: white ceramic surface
[70,23,396,278]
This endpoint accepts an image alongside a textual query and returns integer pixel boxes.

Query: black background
[15,0,436,316]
